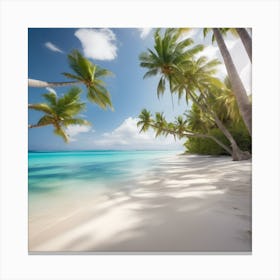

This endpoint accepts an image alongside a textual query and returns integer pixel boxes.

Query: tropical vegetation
[204,28,252,135]
[138,28,251,161]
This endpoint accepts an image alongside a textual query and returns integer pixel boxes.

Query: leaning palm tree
[139,29,249,160]
[137,109,233,155]
[29,50,113,110]
[174,58,250,160]
[62,50,113,109]
[203,28,252,135]
[28,87,90,142]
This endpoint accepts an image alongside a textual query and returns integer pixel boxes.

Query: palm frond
[67,49,95,82]
[42,92,57,107]
[87,86,113,110]
[37,115,54,126]
[157,77,166,98]
[62,72,85,82]
[62,118,91,126]
[95,66,114,78]
[54,127,69,143]
[28,103,53,114]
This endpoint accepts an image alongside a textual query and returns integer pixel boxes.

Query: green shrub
[184,124,251,156]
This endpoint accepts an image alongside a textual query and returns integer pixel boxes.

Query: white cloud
[66,125,91,142]
[92,117,184,150]
[75,28,117,60]
[178,28,200,42]
[138,28,152,39]
[44,42,63,53]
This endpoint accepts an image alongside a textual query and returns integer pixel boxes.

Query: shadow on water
[28,159,147,180]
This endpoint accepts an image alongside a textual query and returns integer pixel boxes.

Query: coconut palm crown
[139,28,204,98]
[63,50,114,110]
[28,87,90,142]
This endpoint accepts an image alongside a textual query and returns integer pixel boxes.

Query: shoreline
[29,154,252,252]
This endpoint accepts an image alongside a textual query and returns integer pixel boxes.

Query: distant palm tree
[137,109,154,133]
[28,50,113,110]
[28,87,90,142]
[137,109,233,155]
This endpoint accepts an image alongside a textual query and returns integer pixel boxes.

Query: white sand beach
[29,154,251,253]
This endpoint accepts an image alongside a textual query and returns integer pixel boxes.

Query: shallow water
[28,150,180,201]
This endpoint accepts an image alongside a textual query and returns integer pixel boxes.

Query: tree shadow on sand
[30,156,252,253]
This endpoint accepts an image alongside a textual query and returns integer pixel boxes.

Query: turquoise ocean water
[28,150,180,201]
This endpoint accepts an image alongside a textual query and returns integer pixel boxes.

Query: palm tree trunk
[185,132,233,155]
[189,90,250,161]
[150,124,233,155]
[212,28,252,136]
[28,79,82,88]
[28,123,50,128]
[236,28,252,62]
[212,114,250,160]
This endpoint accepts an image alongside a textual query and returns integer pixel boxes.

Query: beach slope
[29,155,251,253]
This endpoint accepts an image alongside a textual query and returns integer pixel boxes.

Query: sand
[29,154,252,253]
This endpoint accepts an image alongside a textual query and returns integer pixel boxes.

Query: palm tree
[139,28,204,99]
[209,28,252,136]
[63,50,113,109]
[137,109,233,155]
[29,50,113,110]
[28,79,81,88]
[137,109,154,133]
[139,29,250,160]
[28,87,90,142]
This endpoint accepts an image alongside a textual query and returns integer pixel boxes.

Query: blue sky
[28,28,251,151]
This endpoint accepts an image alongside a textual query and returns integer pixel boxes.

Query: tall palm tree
[28,87,90,142]
[210,28,252,136]
[29,50,113,110]
[139,29,249,160]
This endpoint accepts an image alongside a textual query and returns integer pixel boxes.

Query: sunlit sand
[29,154,251,252]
